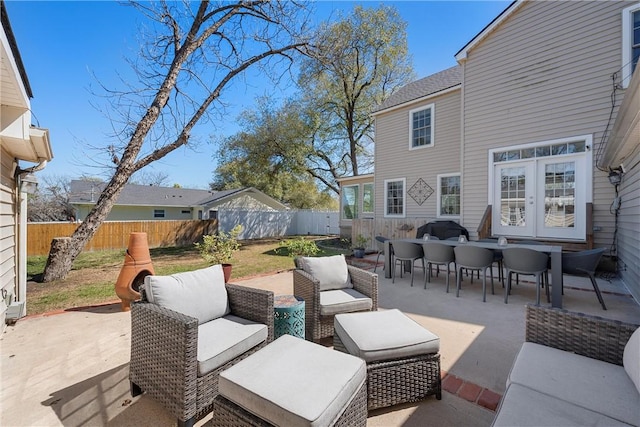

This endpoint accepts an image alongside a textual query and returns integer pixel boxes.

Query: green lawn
[26,237,348,315]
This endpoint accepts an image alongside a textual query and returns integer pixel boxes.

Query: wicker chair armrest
[293,269,320,307]
[130,301,199,411]
[525,304,639,366]
[348,265,379,310]
[225,283,275,342]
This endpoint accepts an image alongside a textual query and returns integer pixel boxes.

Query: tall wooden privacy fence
[27,220,218,256]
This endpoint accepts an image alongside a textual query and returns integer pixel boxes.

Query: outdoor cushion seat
[507,342,640,426]
[197,314,268,376]
[216,335,367,427]
[319,289,373,316]
[333,309,442,410]
[493,304,640,427]
[334,309,439,363]
[494,383,629,427]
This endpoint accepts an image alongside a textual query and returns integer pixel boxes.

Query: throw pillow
[623,327,640,394]
[144,264,230,324]
[300,254,353,291]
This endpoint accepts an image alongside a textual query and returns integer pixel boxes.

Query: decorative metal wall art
[408,178,433,206]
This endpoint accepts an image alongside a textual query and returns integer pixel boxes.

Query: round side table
[274,295,305,339]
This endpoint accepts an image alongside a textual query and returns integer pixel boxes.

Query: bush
[279,237,319,257]
[195,224,242,264]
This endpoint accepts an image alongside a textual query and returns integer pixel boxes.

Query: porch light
[19,173,38,194]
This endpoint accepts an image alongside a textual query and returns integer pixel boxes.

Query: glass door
[493,162,535,237]
[536,157,585,240]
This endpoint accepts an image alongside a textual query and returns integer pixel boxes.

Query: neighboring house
[342,1,640,300]
[1,0,53,328]
[69,180,288,221]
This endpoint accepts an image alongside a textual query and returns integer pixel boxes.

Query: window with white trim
[153,209,165,218]
[622,3,640,88]
[437,174,460,217]
[342,185,359,220]
[409,104,434,149]
[384,178,405,217]
[362,183,374,214]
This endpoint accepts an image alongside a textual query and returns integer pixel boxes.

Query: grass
[26,236,348,316]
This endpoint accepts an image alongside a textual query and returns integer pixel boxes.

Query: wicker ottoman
[334,309,442,410]
[212,335,367,427]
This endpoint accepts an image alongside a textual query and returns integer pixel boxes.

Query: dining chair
[562,248,607,310]
[479,238,504,285]
[453,246,495,302]
[503,247,549,305]
[422,242,456,292]
[516,240,549,287]
[390,241,424,287]
[374,236,390,273]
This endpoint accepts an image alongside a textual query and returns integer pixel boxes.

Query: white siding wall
[616,148,640,300]
[0,148,16,329]
[461,1,631,242]
[75,205,195,221]
[374,90,461,222]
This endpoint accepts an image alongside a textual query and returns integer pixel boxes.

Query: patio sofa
[493,304,640,426]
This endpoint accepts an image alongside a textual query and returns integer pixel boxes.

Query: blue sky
[6,1,509,189]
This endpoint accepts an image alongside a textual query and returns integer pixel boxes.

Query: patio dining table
[383,239,564,308]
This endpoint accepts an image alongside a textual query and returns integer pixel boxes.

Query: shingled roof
[373,65,462,114]
[69,180,214,207]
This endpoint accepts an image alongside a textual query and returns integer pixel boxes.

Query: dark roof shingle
[373,65,461,113]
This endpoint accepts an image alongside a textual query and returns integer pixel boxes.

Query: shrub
[195,224,243,264]
[279,237,319,257]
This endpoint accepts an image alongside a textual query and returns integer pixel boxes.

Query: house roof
[69,180,289,210]
[1,0,32,99]
[69,180,214,207]
[455,0,520,61]
[372,66,462,114]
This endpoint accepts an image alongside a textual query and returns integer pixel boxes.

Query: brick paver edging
[441,371,502,412]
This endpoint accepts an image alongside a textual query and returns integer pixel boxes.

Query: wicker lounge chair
[294,255,378,342]
[129,265,274,427]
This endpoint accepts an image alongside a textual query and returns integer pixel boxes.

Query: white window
[342,185,359,220]
[384,178,405,218]
[437,174,461,217]
[153,209,165,218]
[622,3,640,88]
[362,183,374,214]
[409,104,435,149]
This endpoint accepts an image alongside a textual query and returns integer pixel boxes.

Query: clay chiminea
[115,232,155,311]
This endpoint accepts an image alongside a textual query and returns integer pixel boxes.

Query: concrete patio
[2,256,639,426]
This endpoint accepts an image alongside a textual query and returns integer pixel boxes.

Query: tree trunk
[42,238,74,282]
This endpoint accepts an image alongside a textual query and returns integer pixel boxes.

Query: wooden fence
[27,220,218,256]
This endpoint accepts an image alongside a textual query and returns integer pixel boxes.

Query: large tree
[298,5,414,181]
[213,5,414,197]
[42,0,309,281]
[211,97,337,209]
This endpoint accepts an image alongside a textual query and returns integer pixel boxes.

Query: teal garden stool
[273,295,305,339]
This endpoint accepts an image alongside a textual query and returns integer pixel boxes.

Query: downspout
[14,159,48,318]
[458,58,466,230]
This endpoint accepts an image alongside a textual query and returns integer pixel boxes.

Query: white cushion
[624,327,640,395]
[299,255,353,291]
[144,265,230,325]
[508,342,640,426]
[197,314,268,376]
[493,383,629,427]
[335,309,440,363]
[219,335,366,427]
[319,289,372,316]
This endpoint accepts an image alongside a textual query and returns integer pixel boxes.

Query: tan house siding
[461,0,629,241]
[374,90,461,223]
[616,148,640,299]
[0,148,17,326]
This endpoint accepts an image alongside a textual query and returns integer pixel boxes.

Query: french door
[492,146,587,240]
